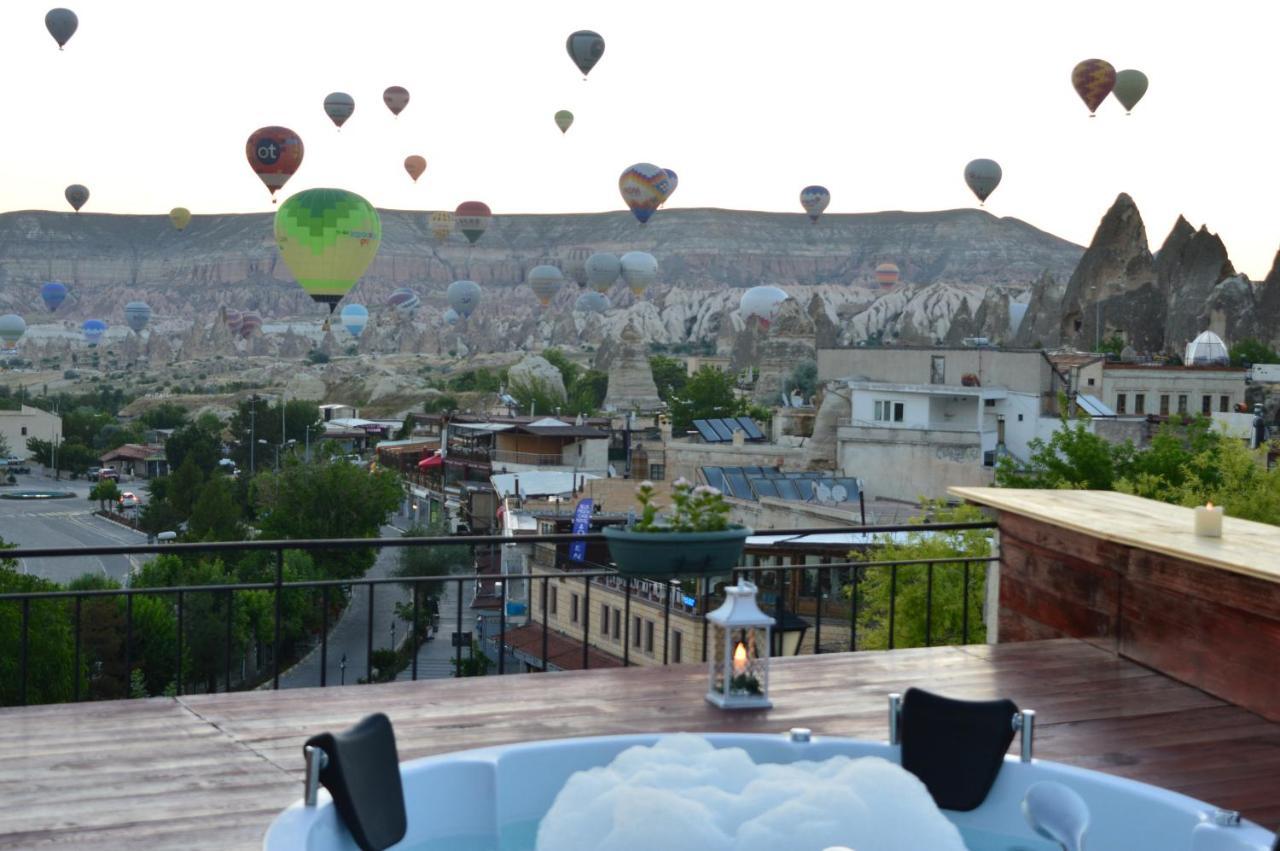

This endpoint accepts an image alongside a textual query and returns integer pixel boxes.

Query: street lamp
[339,652,347,686]
[390,619,397,650]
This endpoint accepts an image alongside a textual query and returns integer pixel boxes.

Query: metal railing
[0,522,996,707]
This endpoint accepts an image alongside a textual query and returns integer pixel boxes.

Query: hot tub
[265,732,1276,850]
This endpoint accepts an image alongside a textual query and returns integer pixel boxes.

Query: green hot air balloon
[555,110,574,134]
[1112,69,1149,115]
[274,188,381,313]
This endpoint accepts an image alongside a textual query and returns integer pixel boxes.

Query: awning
[417,454,443,469]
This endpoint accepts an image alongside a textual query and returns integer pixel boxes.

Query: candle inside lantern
[732,642,748,676]
[1194,501,1224,538]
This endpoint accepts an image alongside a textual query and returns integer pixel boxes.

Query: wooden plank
[951,487,1280,583]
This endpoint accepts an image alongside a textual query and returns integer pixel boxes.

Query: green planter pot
[602,526,753,578]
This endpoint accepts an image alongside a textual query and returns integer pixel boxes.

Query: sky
[2,0,1278,277]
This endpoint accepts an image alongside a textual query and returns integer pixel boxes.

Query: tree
[0,543,79,705]
[226,398,322,471]
[1097,334,1126,357]
[787,360,818,401]
[187,476,244,541]
[0,432,9,458]
[844,502,991,650]
[668,366,744,432]
[1228,338,1280,367]
[165,413,224,475]
[167,457,205,520]
[508,374,565,417]
[89,478,121,512]
[649,355,687,403]
[254,459,402,579]
[541,349,582,393]
[140,402,190,430]
[566,369,608,415]
[995,408,1122,490]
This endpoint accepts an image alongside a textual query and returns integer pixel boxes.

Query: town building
[0,405,62,460]
[98,444,169,479]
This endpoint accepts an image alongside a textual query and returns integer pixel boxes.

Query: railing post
[813,567,822,655]
[925,563,934,647]
[73,596,81,702]
[20,598,29,706]
[498,574,507,675]
[175,590,184,697]
[962,561,971,645]
[541,576,549,671]
[124,593,132,691]
[273,548,284,689]
[662,580,671,665]
[225,589,234,693]
[849,567,859,652]
[888,565,898,650]
[775,566,787,657]
[455,577,463,673]
[700,576,709,663]
[623,578,631,667]
[582,575,590,670]
[411,581,420,681]
[366,580,375,684]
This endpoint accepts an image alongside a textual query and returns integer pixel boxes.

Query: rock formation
[602,323,662,412]
[749,299,817,403]
[508,355,567,403]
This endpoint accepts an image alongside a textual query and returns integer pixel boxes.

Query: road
[397,578,478,681]
[0,471,149,584]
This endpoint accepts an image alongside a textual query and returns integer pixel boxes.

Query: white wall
[849,390,930,429]
[0,406,61,460]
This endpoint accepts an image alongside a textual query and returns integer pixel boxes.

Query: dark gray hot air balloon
[443,308,460,327]
[65,184,89,212]
[45,8,78,49]
[527,265,565,307]
[585,252,620,294]
[566,30,605,78]
[447,280,482,319]
[963,159,1002,205]
[323,92,356,129]
[124,301,151,333]
[574,292,610,314]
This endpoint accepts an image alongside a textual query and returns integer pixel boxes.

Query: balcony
[490,448,576,467]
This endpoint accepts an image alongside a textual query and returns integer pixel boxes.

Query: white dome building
[1184,330,1229,366]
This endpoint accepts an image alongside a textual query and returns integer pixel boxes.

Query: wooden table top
[2,640,1277,849]
[950,487,1280,584]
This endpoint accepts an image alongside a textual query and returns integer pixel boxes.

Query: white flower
[693,485,721,497]
[639,480,654,489]
[674,477,692,488]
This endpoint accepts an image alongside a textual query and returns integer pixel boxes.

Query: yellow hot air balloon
[428,211,455,242]
[169,207,192,231]
[274,188,381,313]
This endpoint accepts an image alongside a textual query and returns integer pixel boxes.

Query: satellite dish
[815,482,832,503]
[831,484,849,503]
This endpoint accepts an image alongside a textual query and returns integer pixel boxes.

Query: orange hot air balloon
[875,262,900,288]
[245,126,305,202]
[1071,59,1117,116]
[404,155,427,183]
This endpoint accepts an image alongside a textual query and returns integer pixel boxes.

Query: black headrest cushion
[305,712,407,851]
[900,687,1018,811]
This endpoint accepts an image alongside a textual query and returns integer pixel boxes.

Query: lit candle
[732,642,748,676]
[1194,502,1224,538]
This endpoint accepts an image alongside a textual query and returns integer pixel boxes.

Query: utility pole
[249,395,257,475]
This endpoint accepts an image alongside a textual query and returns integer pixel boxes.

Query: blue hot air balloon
[340,303,369,338]
[82,319,107,345]
[41,282,68,312]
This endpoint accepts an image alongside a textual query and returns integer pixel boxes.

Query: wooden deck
[2,639,1278,849]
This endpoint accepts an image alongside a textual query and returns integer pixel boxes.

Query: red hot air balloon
[1071,59,1117,116]
[245,127,304,202]
[404,156,427,183]
[455,201,492,244]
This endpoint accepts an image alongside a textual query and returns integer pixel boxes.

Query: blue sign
[682,595,698,608]
[569,498,593,562]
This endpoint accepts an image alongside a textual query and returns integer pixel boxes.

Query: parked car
[118,492,140,509]
[87,466,102,480]
[98,467,119,482]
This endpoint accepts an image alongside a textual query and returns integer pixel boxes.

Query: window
[1160,395,1170,416]
[672,631,683,664]
[570,593,579,624]
[612,609,621,640]
[1201,395,1212,415]
[600,603,609,636]
[875,400,904,422]
[633,616,642,647]
[648,464,665,481]
[930,356,946,384]
[1116,393,1126,414]
[644,620,655,653]
[1087,377,1095,386]
[20,427,26,436]
[550,586,557,615]
[1177,395,1188,415]
[1134,394,1145,415]
[1220,395,1230,413]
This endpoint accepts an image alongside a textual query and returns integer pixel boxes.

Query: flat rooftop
[2,639,1277,848]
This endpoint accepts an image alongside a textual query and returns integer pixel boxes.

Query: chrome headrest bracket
[1013,709,1036,762]
[888,692,902,745]
[304,744,329,807]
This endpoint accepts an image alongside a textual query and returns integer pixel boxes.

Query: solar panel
[742,466,766,477]
[749,477,779,498]
[736,417,766,441]
[702,467,727,492]
[774,478,801,500]
[835,478,861,501]
[707,418,736,441]
[693,419,723,443]
[792,479,816,500]
[721,418,746,433]
[724,469,751,499]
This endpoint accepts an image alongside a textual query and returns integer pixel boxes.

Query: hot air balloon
[555,110,574,133]
[223,307,244,336]
[124,301,151,333]
[566,30,605,78]
[662,169,679,204]
[800,186,831,223]
[404,155,427,183]
[45,8,77,49]
[41,282,68,312]
[443,308,460,326]
[527,265,565,307]
[0,315,27,352]
[245,127,304,202]
[274,188,381,314]
[428,211,455,242]
[574,292,610,314]
[169,207,191,231]
[324,92,355,128]
[81,319,106,345]
[560,246,593,287]
[65,184,89,212]
[963,159,1002,205]
[383,86,410,116]
[454,202,491,244]
[619,251,658,297]
[739,286,788,326]
[1071,59,1117,116]
[619,163,673,225]
[238,311,262,340]
[875,263,900,288]
[340,304,369,338]
[1113,69,1149,115]
[388,287,421,317]
[447,280,481,318]
[585,252,621,293]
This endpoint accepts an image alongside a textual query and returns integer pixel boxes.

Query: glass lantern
[705,581,774,710]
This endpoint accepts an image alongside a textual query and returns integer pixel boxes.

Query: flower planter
[602,526,753,578]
